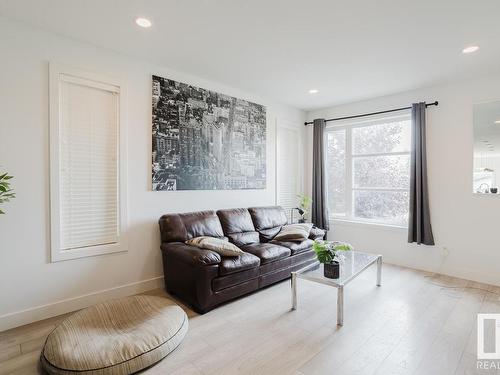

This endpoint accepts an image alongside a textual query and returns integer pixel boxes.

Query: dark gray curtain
[311,119,330,231]
[408,103,434,245]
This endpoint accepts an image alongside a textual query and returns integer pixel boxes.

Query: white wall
[0,18,306,330]
[306,73,500,287]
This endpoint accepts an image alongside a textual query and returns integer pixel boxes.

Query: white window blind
[276,123,303,222]
[59,77,119,250]
[50,64,127,262]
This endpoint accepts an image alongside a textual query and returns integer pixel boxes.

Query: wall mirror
[473,100,500,195]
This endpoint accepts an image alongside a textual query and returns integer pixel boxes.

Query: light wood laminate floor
[2,264,500,375]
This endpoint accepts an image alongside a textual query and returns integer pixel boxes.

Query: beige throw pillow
[274,223,313,242]
[186,236,244,257]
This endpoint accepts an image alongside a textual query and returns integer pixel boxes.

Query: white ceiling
[1,0,500,110]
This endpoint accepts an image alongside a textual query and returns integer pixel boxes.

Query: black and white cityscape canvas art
[152,75,266,191]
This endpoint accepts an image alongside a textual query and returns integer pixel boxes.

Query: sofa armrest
[309,226,326,241]
[160,242,220,313]
[161,242,221,266]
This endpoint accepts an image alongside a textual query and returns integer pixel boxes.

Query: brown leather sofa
[159,206,325,313]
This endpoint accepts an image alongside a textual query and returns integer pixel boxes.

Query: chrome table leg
[337,286,344,326]
[377,256,383,287]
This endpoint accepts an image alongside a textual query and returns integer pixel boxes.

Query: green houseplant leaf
[297,194,312,213]
[313,240,353,264]
[332,243,352,251]
[0,172,15,214]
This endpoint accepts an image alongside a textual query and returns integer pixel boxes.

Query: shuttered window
[50,64,127,261]
[276,122,303,223]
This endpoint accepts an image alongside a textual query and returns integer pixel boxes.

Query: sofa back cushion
[159,210,224,243]
[248,206,288,241]
[217,208,260,246]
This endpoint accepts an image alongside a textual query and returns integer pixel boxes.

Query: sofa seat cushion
[41,296,188,375]
[219,252,260,276]
[271,239,314,255]
[240,243,291,264]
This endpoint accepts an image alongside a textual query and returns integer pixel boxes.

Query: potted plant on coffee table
[312,240,352,279]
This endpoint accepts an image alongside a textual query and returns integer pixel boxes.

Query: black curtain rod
[304,101,438,126]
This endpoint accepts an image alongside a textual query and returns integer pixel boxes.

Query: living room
[1,1,500,374]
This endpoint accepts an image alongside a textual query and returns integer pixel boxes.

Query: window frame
[275,118,305,222]
[49,63,128,262]
[326,113,411,228]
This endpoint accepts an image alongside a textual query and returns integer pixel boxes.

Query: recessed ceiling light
[495,120,500,124]
[135,17,152,28]
[308,89,319,94]
[462,45,479,54]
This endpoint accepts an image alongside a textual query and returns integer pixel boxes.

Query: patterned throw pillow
[274,223,313,242]
[186,236,244,257]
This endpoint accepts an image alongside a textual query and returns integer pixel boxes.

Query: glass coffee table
[291,251,382,326]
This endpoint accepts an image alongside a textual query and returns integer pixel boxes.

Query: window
[326,114,411,226]
[276,120,304,222]
[49,64,127,261]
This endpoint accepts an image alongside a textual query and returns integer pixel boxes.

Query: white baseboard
[0,276,164,332]
[384,258,500,288]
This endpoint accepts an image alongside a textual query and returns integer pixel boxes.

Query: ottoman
[41,295,188,375]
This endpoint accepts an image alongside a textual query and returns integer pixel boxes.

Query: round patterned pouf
[40,295,188,375]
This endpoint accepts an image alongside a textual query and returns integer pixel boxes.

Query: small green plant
[313,240,352,264]
[0,172,15,214]
[296,194,312,218]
